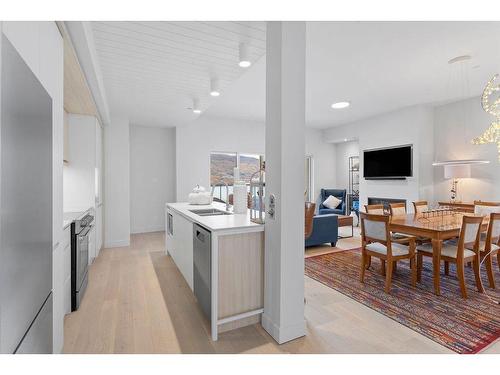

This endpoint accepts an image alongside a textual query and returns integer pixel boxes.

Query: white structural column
[262,21,306,344]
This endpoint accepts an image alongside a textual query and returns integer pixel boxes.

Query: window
[210,152,237,201]
[210,152,264,203]
[239,153,262,182]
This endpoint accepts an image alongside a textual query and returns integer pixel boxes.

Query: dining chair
[304,202,316,239]
[360,212,417,294]
[466,212,500,289]
[363,204,388,270]
[474,200,500,206]
[412,200,428,213]
[474,201,500,216]
[389,202,406,216]
[364,204,385,215]
[416,215,484,299]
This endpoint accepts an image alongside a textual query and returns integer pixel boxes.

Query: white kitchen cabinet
[166,208,175,256]
[88,225,96,265]
[166,208,194,290]
[63,111,69,163]
[95,204,103,256]
[63,114,96,212]
[62,226,71,315]
[95,121,103,254]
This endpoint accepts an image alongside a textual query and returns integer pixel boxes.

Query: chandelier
[472,74,500,161]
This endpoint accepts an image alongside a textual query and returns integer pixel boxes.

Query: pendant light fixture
[192,98,201,114]
[210,78,220,97]
[432,54,490,166]
[432,55,490,201]
[238,43,251,68]
[472,74,500,161]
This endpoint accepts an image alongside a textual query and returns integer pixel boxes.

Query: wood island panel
[217,232,264,320]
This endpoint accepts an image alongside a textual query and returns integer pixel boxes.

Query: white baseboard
[262,314,306,344]
[130,226,165,234]
[104,239,130,248]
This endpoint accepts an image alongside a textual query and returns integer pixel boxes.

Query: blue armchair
[318,189,347,215]
[305,214,339,247]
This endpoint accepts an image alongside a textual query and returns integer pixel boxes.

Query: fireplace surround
[367,197,407,211]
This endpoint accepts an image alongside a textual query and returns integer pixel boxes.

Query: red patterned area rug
[305,249,500,354]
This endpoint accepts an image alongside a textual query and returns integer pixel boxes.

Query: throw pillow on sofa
[323,195,341,209]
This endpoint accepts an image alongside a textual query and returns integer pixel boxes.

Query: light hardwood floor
[63,229,499,354]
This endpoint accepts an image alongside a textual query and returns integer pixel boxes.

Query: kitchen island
[165,202,265,341]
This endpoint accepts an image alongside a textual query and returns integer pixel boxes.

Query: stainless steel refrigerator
[0,34,53,354]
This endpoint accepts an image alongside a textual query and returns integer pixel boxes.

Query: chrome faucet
[211,182,231,211]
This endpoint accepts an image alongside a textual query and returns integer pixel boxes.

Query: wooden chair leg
[410,256,417,287]
[484,254,495,289]
[473,256,485,292]
[366,255,371,270]
[385,259,393,294]
[417,253,423,283]
[456,260,468,299]
[360,251,366,283]
[444,261,449,275]
[497,252,500,272]
[381,260,386,276]
[393,261,397,273]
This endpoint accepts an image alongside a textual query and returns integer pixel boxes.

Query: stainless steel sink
[189,208,232,216]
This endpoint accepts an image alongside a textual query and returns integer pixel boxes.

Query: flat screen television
[363,145,413,179]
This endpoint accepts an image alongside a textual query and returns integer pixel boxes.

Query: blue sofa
[305,214,339,247]
[318,188,347,215]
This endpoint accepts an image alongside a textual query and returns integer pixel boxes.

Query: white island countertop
[63,211,84,229]
[166,202,264,233]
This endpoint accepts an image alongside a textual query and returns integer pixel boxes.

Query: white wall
[176,116,265,201]
[1,21,64,353]
[130,125,176,234]
[104,116,130,247]
[63,114,96,212]
[433,97,500,202]
[176,116,336,204]
[335,140,359,191]
[305,128,337,203]
[324,105,435,212]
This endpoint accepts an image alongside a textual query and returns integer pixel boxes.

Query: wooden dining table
[389,212,489,296]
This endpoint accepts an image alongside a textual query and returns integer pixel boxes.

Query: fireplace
[367,197,407,211]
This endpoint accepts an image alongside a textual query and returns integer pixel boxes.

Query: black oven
[71,213,94,311]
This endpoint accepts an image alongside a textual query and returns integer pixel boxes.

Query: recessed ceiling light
[331,101,350,109]
[239,43,251,68]
[210,78,220,97]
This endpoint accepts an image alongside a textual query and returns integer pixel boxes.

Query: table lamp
[444,164,471,202]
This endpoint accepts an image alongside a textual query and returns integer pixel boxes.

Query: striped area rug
[305,249,500,354]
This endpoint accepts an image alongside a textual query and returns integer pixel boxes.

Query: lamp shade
[444,164,471,179]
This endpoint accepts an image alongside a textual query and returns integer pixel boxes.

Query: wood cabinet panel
[217,232,264,319]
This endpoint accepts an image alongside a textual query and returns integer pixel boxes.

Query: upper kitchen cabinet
[64,111,70,163]
[63,114,100,213]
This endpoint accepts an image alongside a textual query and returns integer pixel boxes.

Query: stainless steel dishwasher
[193,224,211,319]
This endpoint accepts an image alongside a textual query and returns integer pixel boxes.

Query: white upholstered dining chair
[360,212,417,294]
[417,215,484,299]
[466,212,500,289]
